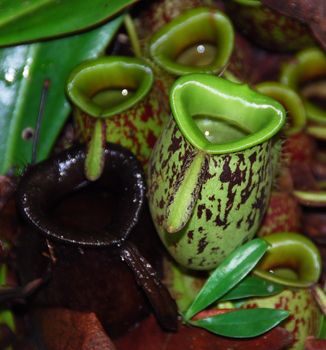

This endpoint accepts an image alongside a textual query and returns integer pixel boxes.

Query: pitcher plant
[281,48,326,127]
[141,7,234,103]
[66,56,167,180]
[245,232,322,350]
[148,74,286,270]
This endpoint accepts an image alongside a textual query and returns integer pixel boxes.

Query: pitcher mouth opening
[16,143,145,247]
[301,76,326,113]
[255,82,306,136]
[281,48,326,124]
[253,232,321,288]
[232,0,261,6]
[66,56,153,118]
[170,74,286,154]
[149,8,234,76]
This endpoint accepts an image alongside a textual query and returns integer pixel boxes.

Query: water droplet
[122,88,128,96]
[204,130,210,137]
[5,67,16,83]
[197,45,206,54]
[267,285,275,292]
[23,65,30,78]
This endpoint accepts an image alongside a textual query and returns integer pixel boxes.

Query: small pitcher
[245,232,322,350]
[16,143,177,337]
[142,7,234,103]
[66,56,167,180]
[148,74,286,270]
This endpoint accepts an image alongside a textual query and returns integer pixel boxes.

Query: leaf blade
[219,275,284,302]
[0,0,136,46]
[184,238,268,320]
[191,308,289,338]
[0,16,123,174]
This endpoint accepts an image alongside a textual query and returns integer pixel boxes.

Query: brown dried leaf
[115,315,293,350]
[33,308,116,350]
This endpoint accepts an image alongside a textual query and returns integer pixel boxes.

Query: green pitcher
[281,48,326,125]
[244,232,322,350]
[142,7,234,103]
[66,56,167,180]
[148,74,286,270]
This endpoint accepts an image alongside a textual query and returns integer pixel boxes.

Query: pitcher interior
[67,57,153,118]
[171,75,286,153]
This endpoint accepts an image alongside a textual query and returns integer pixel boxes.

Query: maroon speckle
[205,208,212,221]
[158,198,164,209]
[147,130,157,148]
[197,204,205,219]
[187,230,194,244]
[197,237,208,254]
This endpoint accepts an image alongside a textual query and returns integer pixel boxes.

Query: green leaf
[0,0,135,47]
[220,275,284,301]
[318,316,326,339]
[0,16,123,175]
[184,238,268,320]
[191,308,289,338]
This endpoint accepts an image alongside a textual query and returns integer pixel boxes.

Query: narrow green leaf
[0,16,122,175]
[0,0,136,46]
[191,308,289,338]
[85,120,105,181]
[219,275,284,301]
[318,316,326,339]
[184,238,268,320]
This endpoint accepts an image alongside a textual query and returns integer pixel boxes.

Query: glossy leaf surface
[0,0,135,46]
[191,308,289,338]
[116,315,294,350]
[184,238,268,320]
[220,275,284,301]
[0,16,122,174]
[318,317,326,339]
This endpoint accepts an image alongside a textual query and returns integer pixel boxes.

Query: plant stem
[124,14,142,58]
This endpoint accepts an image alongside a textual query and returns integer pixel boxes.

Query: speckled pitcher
[141,7,234,104]
[148,74,286,270]
[66,56,167,180]
[245,233,322,350]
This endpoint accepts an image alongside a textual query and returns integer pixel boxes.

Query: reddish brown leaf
[115,315,293,350]
[34,308,116,350]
